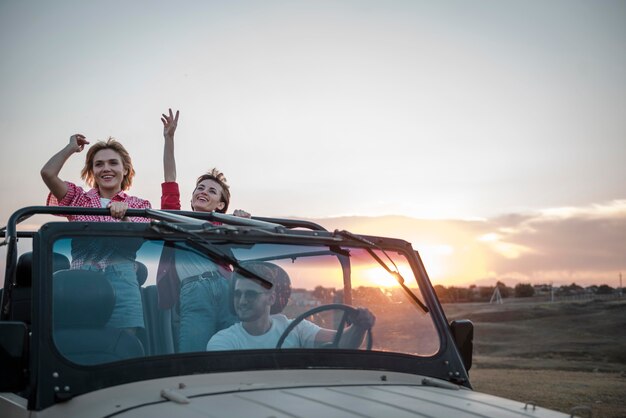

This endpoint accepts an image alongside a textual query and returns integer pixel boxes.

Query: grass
[443,298,626,417]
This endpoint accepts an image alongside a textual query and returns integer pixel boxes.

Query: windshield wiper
[150,220,274,289]
[334,230,428,313]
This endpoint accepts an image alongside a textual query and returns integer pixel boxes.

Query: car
[0,206,570,417]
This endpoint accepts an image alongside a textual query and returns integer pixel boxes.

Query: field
[443,298,626,417]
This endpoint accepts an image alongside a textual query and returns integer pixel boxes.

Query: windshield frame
[21,211,467,410]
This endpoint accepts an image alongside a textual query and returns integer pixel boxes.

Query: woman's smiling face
[191,179,225,212]
[92,148,127,197]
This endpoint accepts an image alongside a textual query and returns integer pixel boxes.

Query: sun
[357,264,404,288]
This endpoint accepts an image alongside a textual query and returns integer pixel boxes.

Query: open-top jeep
[0,206,568,417]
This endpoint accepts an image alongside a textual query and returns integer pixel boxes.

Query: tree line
[433,281,620,303]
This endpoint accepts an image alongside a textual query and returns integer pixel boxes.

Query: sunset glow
[359,265,400,288]
[0,2,624,290]
[310,204,626,288]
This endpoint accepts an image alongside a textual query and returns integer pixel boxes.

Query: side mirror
[450,319,473,371]
[0,321,28,391]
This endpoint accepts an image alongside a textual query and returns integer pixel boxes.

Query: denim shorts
[178,275,237,352]
[83,263,144,329]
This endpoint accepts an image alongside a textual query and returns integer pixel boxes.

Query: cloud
[482,200,626,284]
[307,199,626,286]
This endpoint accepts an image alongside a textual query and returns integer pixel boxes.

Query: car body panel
[3,370,567,417]
[0,207,570,417]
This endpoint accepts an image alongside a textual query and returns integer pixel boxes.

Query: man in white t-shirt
[206,262,375,351]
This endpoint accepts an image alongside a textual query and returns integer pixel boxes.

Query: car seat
[52,269,145,364]
[135,261,148,287]
[140,284,175,356]
[8,252,70,324]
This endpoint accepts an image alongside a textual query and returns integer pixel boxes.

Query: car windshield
[50,232,440,366]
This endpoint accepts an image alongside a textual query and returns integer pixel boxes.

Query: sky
[0,1,624,287]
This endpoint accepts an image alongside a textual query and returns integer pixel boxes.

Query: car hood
[41,369,568,418]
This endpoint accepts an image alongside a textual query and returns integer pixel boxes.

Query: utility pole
[620,272,623,297]
[490,286,503,304]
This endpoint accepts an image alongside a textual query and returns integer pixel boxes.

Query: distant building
[533,284,551,295]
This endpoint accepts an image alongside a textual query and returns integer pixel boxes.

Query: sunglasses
[234,289,268,301]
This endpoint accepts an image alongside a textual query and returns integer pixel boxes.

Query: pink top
[46,181,152,269]
[47,181,152,222]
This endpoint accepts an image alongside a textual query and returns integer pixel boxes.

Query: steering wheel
[276,303,373,350]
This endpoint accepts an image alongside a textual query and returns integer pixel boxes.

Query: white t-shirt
[206,314,321,350]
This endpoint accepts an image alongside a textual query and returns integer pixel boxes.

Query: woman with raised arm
[157,109,251,352]
[160,109,247,215]
[41,135,151,331]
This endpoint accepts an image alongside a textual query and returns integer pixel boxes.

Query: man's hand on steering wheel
[348,307,376,330]
[276,304,376,350]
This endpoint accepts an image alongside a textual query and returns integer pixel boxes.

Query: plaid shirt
[47,181,152,269]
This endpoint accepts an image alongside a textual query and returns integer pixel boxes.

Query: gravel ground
[470,368,626,418]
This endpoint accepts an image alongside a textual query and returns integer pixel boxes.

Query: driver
[206,261,375,350]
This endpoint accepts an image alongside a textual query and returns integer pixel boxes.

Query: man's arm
[314,308,375,349]
[41,134,89,201]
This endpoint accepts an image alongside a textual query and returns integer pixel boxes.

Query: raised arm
[161,108,179,182]
[40,134,89,201]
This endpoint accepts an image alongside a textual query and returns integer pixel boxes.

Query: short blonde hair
[80,138,135,191]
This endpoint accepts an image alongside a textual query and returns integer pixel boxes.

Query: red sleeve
[161,182,181,210]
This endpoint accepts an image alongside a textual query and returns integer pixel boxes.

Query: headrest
[233,261,292,314]
[16,252,70,287]
[53,269,115,328]
[135,261,148,287]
